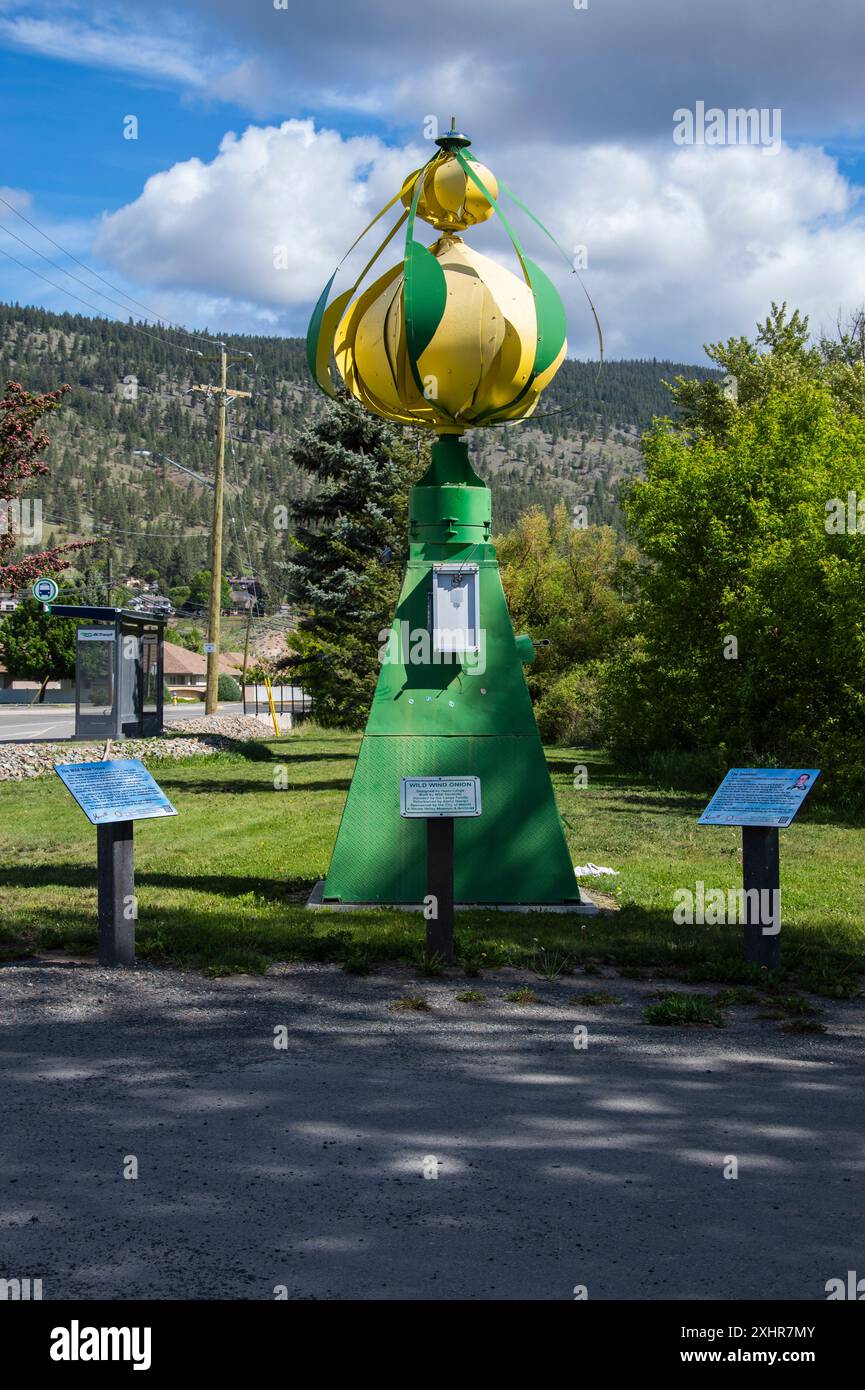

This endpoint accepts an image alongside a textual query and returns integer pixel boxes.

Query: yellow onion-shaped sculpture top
[399,155,498,232]
[334,231,566,433]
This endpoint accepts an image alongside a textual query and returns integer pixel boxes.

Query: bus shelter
[48,605,166,740]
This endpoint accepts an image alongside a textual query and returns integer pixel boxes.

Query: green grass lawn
[0,726,862,995]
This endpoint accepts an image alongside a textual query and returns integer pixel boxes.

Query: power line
[38,511,210,540]
[0,219,196,331]
[0,244,207,357]
[0,192,219,347]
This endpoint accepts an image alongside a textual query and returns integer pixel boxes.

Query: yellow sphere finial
[306,127,600,433]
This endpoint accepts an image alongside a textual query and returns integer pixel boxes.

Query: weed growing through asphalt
[505,988,540,1005]
[342,946,375,975]
[714,987,761,1006]
[758,994,823,1020]
[390,995,431,1012]
[643,993,726,1027]
[455,990,485,1003]
[778,1019,829,1035]
[414,946,447,976]
[531,939,571,981]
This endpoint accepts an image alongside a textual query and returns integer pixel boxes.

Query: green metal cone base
[322,437,582,906]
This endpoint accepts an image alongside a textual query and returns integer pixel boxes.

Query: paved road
[2,960,862,1301]
[0,703,246,742]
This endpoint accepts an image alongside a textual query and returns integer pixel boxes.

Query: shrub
[534,661,608,745]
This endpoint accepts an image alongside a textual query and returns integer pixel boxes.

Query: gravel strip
[0,714,286,780]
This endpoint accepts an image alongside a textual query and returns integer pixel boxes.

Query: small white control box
[431,564,480,656]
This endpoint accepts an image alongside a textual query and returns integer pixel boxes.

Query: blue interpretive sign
[55,759,178,825]
[698,768,820,828]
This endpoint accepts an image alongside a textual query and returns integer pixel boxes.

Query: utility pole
[191,346,252,716]
[240,593,254,716]
[205,343,227,715]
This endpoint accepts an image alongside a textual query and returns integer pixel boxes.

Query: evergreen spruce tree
[282,396,428,729]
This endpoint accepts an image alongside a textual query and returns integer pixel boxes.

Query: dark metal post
[96,821,135,966]
[112,616,123,740]
[742,826,780,969]
[426,816,455,963]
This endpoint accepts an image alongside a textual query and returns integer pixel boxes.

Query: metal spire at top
[435,115,471,151]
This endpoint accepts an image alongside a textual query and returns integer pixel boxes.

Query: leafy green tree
[497,505,636,743]
[165,624,204,652]
[187,569,231,614]
[606,309,865,793]
[282,397,428,729]
[664,302,865,442]
[0,595,77,701]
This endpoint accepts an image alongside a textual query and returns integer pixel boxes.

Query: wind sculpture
[307,121,601,906]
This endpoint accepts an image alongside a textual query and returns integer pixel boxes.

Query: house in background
[162,641,244,699]
[228,576,264,614]
[0,662,72,699]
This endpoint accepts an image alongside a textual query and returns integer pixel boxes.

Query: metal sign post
[699,768,819,967]
[400,777,482,963]
[55,759,178,967]
[426,816,455,962]
[96,820,136,966]
[741,825,780,970]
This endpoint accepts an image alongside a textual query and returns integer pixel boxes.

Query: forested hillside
[0,302,718,604]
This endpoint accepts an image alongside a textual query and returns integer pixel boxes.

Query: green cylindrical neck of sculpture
[409,435,491,547]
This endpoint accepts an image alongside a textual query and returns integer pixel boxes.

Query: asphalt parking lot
[2,959,862,1301]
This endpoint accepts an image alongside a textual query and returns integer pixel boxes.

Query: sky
[0,0,864,362]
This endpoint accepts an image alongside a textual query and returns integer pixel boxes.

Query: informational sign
[698,768,820,828]
[203,642,217,654]
[55,759,178,825]
[32,576,58,603]
[400,775,482,818]
[77,628,115,642]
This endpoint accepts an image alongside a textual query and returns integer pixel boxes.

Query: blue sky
[1,0,864,360]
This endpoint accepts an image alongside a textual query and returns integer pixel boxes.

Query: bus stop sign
[32,577,58,603]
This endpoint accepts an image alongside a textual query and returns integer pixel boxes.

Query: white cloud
[92,119,865,360]
[95,120,425,316]
[0,9,216,88]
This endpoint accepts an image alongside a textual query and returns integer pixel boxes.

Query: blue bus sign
[32,576,58,603]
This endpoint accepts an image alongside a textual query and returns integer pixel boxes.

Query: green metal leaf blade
[404,241,447,387]
[525,257,567,376]
[306,272,337,392]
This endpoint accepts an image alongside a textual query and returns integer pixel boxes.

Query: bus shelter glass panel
[75,626,116,738]
[141,629,160,715]
[119,621,163,736]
